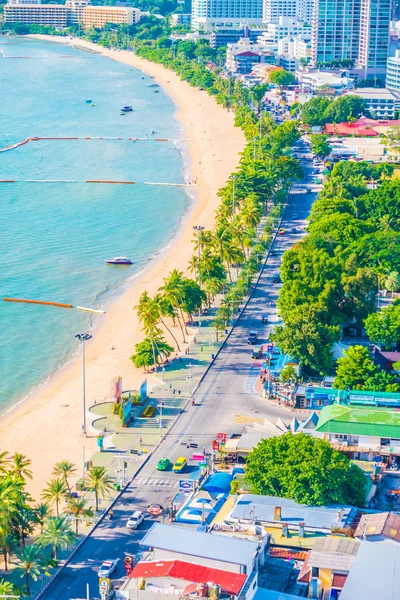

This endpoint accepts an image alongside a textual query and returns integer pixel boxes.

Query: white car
[98,560,117,578]
[127,510,145,529]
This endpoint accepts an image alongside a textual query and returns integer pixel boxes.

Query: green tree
[269,70,296,87]
[309,134,331,158]
[280,365,298,384]
[14,544,43,597]
[300,97,331,126]
[245,433,366,506]
[381,125,400,156]
[334,345,379,390]
[85,467,114,512]
[385,271,400,298]
[130,336,174,369]
[41,478,68,517]
[39,516,76,560]
[0,579,20,597]
[9,453,32,482]
[364,302,400,348]
[323,95,367,123]
[52,461,76,494]
[66,498,88,535]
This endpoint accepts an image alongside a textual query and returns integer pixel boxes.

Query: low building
[226,41,271,74]
[346,88,400,119]
[386,49,400,92]
[298,537,360,597]
[4,0,140,27]
[355,512,400,543]
[170,12,191,26]
[278,55,298,72]
[374,349,400,372]
[209,26,267,48]
[298,70,353,93]
[228,494,359,536]
[339,539,400,600]
[259,16,311,44]
[325,122,379,136]
[315,404,400,460]
[139,522,259,575]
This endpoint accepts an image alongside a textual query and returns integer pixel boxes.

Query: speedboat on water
[86,99,92,103]
[121,105,133,112]
[105,257,132,265]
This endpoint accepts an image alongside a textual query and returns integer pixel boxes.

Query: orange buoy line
[86,180,135,184]
[3,298,73,309]
[0,180,15,183]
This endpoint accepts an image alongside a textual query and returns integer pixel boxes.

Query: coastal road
[43,141,319,600]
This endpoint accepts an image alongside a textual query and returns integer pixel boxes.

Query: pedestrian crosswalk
[133,477,180,488]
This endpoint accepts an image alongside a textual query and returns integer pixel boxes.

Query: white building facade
[263,0,314,23]
[192,0,263,31]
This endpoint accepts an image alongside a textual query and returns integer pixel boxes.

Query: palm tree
[160,270,188,342]
[39,516,76,560]
[0,579,20,597]
[41,478,68,517]
[386,271,400,298]
[154,293,181,351]
[0,452,10,475]
[14,544,43,596]
[34,502,51,535]
[0,528,17,571]
[85,467,114,512]
[10,453,32,481]
[52,461,76,494]
[66,498,88,534]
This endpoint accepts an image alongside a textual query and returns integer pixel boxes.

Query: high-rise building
[358,0,392,78]
[311,0,392,77]
[311,0,361,65]
[263,0,314,23]
[191,0,263,32]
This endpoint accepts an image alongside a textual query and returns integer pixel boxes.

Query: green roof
[316,404,400,438]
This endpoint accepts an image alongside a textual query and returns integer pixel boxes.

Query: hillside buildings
[4,0,140,27]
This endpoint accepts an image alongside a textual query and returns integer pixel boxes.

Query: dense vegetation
[0,454,113,596]
[300,94,369,126]
[272,160,400,379]
[245,433,367,506]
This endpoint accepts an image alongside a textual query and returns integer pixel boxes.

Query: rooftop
[355,512,400,542]
[129,560,247,595]
[308,536,360,570]
[350,88,398,100]
[139,523,258,566]
[316,404,400,438]
[230,494,357,531]
[340,540,400,600]
[325,123,378,137]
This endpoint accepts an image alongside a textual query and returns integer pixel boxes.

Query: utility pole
[75,333,92,437]
[193,225,205,331]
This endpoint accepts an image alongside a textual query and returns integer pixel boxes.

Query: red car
[147,504,164,516]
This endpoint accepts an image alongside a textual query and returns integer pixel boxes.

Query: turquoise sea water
[0,37,191,414]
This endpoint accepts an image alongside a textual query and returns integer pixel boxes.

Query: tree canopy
[333,345,400,391]
[245,433,366,506]
[269,70,296,87]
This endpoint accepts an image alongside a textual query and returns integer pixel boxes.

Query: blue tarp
[203,472,232,494]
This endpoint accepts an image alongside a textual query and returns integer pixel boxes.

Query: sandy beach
[0,35,245,498]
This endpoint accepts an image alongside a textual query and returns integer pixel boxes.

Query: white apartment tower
[263,0,314,23]
[192,0,263,31]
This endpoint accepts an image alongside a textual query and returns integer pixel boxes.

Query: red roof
[325,123,378,137]
[332,573,348,588]
[129,560,247,595]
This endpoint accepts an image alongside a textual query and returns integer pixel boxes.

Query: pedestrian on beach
[178,390,181,395]
[173,389,176,395]
[169,383,172,390]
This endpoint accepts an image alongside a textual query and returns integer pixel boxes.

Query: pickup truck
[247,331,259,344]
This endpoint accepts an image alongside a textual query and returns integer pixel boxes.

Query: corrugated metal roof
[308,537,360,571]
[316,405,400,438]
[129,559,246,595]
[139,523,258,565]
[231,494,356,531]
[355,512,400,542]
[340,540,400,600]
[237,432,264,451]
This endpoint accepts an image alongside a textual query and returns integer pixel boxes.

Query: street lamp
[75,333,92,437]
[193,225,205,330]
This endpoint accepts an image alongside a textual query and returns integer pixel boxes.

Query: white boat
[105,256,132,265]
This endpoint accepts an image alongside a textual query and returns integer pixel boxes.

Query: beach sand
[0,36,245,498]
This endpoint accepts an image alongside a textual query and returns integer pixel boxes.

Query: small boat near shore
[121,105,133,112]
[147,83,159,88]
[86,99,92,103]
[105,256,132,265]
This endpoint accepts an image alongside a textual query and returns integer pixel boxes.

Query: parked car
[127,511,145,530]
[157,458,171,471]
[278,228,285,235]
[98,560,117,578]
[292,213,299,219]
[247,330,259,344]
[291,228,297,233]
[252,347,263,359]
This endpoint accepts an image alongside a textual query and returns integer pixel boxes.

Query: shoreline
[0,34,245,498]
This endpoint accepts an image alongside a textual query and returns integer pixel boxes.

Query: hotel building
[191,0,263,32]
[263,0,314,23]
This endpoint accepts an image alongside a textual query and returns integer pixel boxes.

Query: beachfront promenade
[39,146,318,600]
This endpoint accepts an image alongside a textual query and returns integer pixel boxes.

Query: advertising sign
[99,577,110,600]
[217,432,227,443]
[179,479,195,493]
[212,440,220,451]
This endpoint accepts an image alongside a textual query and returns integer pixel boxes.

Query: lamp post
[75,333,92,437]
[231,175,237,221]
[193,225,205,330]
